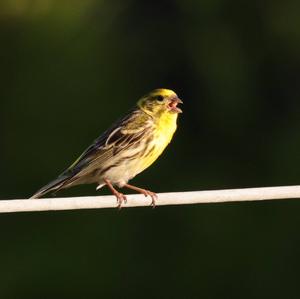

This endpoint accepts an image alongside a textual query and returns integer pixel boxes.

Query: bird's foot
[104,178,127,209]
[113,191,127,210]
[124,184,157,208]
[138,189,157,208]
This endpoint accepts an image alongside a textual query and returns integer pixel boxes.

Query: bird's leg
[124,183,157,208]
[104,179,127,209]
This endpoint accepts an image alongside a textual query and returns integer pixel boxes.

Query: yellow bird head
[137,88,183,117]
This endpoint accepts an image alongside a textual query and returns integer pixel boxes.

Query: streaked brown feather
[62,108,154,181]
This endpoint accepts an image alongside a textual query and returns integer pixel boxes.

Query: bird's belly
[100,125,176,187]
[103,157,144,187]
[98,145,144,187]
[100,143,162,187]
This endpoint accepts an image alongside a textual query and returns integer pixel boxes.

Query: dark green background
[1,0,300,298]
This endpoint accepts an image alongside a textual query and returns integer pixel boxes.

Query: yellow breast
[140,112,178,171]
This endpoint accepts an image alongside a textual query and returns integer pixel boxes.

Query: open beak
[168,97,183,113]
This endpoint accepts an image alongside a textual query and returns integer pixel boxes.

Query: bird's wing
[62,108,153,178]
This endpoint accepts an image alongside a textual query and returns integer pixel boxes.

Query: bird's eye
[155,95,164,102]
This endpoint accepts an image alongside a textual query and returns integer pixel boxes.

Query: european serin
[31,88,183,208]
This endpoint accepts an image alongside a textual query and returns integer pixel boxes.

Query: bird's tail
[30,174,72,199]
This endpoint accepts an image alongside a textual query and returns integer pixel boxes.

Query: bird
[30,88,183,208]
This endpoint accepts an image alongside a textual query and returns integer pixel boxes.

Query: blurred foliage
[1,0,300,298]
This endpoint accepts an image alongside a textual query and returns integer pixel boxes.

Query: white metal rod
[0,185,300,213]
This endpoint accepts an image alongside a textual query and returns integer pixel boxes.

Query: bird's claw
[114,192,127,209]
[140,189,158,208]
